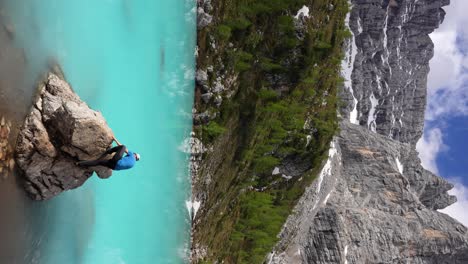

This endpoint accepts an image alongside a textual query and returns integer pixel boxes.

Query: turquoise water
[4,1,195,263]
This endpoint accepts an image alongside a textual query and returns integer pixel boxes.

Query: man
[78,136,140,170]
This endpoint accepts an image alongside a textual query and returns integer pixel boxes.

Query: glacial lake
[1,0,195,263]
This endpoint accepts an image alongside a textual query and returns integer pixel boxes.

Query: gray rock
[196,69,209,91]
[213,95,222,107]
[193,110,217,125]
[198,0,212,12]
[201,92,213,104]
[15,73,114,200]
[212,79,225,93]
[197,7,212,29]
[340,0,449,145]
[269,121,468,264]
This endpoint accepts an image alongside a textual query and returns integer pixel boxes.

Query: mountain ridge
[269,0,468,263]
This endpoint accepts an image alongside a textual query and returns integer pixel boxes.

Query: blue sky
[416,0,468,226]
[436,116,468,179]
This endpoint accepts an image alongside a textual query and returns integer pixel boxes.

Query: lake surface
[0,0,195,263]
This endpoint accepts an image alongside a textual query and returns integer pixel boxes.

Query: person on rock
[77,136,140,170]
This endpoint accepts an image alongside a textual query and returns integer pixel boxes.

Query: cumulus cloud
[419,0,468,160]
[416,128,446,174]
[418,1,468,227]
[426,1,468,120]
[439,179,468,227]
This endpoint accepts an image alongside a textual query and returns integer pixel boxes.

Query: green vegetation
[194,0,349,263]
[231,50,254,72]
[202,121,226,142]
[217,24,232,41]
[231,192,288,263]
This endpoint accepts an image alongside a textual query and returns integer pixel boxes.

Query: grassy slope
[194,0,349,263]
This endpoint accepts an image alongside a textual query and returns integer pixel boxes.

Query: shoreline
[0,11,48,263]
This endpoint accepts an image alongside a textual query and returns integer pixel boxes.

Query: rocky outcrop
[197,0,213,29]
[15,72,114,200]
[269,121,468,263]
[340,0,449,145]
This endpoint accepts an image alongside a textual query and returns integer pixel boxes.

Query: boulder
[15,72,114,200]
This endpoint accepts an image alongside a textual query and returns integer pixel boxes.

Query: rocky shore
[15,72,115,200]
[0,116,15,180]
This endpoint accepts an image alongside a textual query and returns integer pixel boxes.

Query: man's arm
[113,136,122,146]
[113,136,129,153]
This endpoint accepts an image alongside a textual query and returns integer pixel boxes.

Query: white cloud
[426,1,468,120]
[421,1,468,227]
[439,179,468,228]
[416,127,446,174]
[419,0,468,172]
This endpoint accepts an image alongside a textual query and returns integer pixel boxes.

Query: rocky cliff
[340,0,449,145]
[269,122,468,263]
[15,72,114,200]
[269,0,468,263]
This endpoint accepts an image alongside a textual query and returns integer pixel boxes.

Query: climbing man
[77,136,140,170]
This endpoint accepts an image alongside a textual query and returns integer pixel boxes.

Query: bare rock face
[269,122,468,264]
[340,0,449,145]
[15,73,114,200]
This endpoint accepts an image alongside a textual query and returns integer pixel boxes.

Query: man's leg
[104,145,124,155]
[77,145,126,169]
[77,159,114,169]
[95,145,126,160]
[110,145,126,163]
